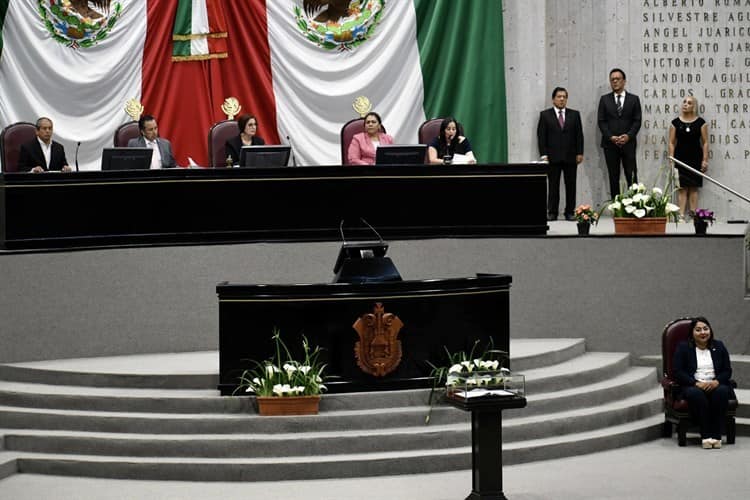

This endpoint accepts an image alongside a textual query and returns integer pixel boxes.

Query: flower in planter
[234,328,327,397]
[606,182,680,221]
[574,204,599,225]
[689,208,716,225]
[424,338,508,423]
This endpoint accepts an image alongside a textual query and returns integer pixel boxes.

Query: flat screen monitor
[239,145,292,167]
[375,144,427,165]
[101,147,153,171]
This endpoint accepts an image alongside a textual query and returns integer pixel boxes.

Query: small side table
[446,394,527,500]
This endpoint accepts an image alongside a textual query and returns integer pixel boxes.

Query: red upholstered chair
[340,117,365,165]
[660,317,738,446]
[1,122,37,173]
[208,119,239,168]
[113,121,140,147]
[418,118,443,146]
[340,118,389,165]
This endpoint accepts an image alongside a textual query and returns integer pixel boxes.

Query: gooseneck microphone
[286,135,298,167]
[75,141,81,172]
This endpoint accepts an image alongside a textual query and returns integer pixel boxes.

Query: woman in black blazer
[672,316,733,449]
[225,114,265,166]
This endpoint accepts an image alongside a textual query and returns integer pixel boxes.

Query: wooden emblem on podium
[353,303,404,377]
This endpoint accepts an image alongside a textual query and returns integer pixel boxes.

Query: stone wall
[504,0,750,221]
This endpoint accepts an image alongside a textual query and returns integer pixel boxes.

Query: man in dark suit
[537,87,584,221]
[127,114,176,168]
[18,117,71,173]
[598,68,642,199]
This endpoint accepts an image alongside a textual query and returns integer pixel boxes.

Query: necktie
[616,95,623,116]
[558,110,565,128]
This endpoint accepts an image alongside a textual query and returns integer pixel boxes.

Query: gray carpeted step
[0,453,17,481]
[519,352,632,393]
[0,390,663,459]
[0,343,742,483]
[636,353,750,384]
[0,353,631,414]
[508,338,586,371]
[5,416,666,481]
[0,340,587,391]
[0,352,219,389]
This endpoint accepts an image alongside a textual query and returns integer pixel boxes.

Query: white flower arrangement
[605,174,680,222]
[234,328,327,397]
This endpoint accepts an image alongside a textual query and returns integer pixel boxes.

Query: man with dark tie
[598,68,641,199]
[127,114,176,168]
[537,87,584,221]
[18,117,72,173]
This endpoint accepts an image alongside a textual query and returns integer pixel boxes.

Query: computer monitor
[239,145,292,167]
[375,144,427,165]
[100,147,153,171]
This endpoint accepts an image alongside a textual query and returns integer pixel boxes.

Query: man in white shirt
[127,114,176,168]
[18,117,71,173]
[597,68,642,199]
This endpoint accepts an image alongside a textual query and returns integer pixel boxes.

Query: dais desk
[0,164,547,250]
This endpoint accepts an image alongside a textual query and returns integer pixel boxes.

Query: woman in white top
[672,316,733,449]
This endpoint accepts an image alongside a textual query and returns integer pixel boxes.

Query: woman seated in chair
[427,117,477,165]
[673,316,733,449]
[225,114,265,165]
[347,112,393,165]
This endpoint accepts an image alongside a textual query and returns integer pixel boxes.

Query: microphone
[285,135,297,167]
[339,219,347,244]
[75,141,81,172]
[359,217,384,244]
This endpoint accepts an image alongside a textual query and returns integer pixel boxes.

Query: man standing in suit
[598,68,642,199]
[18,117,72,173]
[537,87,584,221]
[127,114,176,168]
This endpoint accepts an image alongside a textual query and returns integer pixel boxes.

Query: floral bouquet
[234,328,327,397]
[424,338,508,423]
[689,208,716,225]
[606,182,680,222]
[574,204,599,225]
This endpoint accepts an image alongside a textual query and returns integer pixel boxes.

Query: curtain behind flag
[143,0,278,167]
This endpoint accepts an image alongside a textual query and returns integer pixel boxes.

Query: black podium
[216,274,512,394]
[447,394,527,500]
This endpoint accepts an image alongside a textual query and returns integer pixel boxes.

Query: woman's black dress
[672,117,705,187]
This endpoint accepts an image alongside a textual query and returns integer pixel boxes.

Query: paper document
[454,388,515,398]
[451,153,469,164]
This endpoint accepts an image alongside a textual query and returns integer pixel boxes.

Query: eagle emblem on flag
[38,1,122,49]
[294,0,385,51]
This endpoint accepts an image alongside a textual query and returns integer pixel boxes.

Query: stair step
[7,416,665,481]
[0,390,663,458]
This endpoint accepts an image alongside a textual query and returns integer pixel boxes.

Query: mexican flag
[0,0,506,170]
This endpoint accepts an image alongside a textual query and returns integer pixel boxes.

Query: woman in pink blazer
[347,112,394,165]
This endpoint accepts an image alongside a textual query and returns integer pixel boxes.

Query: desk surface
[1,163,548,250]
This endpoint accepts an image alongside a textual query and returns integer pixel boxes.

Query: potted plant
[573,204,598,235]
[605,173,680,234]
[234,328,327,416]
[689,208,715,235]
[424,339,508,424]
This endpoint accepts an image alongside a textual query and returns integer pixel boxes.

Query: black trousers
[683,385,730,440]
[547,161,577,217]
[604,146,638,199]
